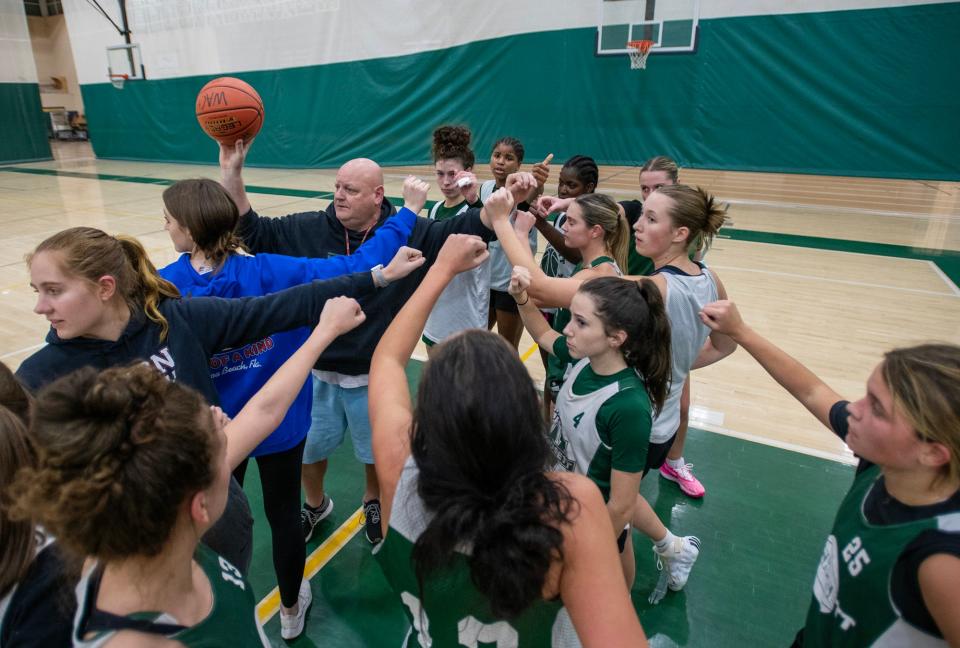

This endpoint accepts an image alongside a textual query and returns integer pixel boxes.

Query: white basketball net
[628,41,654,70]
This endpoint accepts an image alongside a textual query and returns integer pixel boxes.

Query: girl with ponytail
[11,297,366,647]
[508,265,670,589]
[482,182,629,407]
[158,176,425,638]
[631,184,735,500]
[700,303,960,646]
[489,181,725,602]
[617,183,736,599]
[16,226,421,575]
[369,235,647,647]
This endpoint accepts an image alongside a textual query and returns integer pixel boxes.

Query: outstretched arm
[483,187,592,308]
[224,297,366,469]
[220,139,252,215]
[369,234,491,536]
[508,266,560,354]
[699,300,842,428]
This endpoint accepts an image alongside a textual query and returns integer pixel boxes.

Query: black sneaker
[363,499,383,545]
[301,495,334,542]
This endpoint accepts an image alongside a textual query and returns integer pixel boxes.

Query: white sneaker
[654,535,701,591]
[280,579,313,640]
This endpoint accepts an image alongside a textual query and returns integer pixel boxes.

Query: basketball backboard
[107,44,145,80]
[597,0,700,55]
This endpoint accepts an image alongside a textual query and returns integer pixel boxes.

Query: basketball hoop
[109,73,128,90]
[627,40,655,70]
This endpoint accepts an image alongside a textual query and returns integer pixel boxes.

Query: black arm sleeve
[417,208,492,260]
[829,400,850,440]
[236,207,317,255]
[892,530,960,638]
[177,272,375,354]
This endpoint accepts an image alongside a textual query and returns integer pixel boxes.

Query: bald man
[220,141,499,546]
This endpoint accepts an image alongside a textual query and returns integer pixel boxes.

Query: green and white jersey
[803,464,959,647]
[481,180,540,292]
[374,457,576,648]
[550,344,650,500]
[423,198,491,345]
[545,256,621,392]
[74,544,268,648]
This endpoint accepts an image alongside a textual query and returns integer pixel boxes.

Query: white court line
[710,263,960,298]
[724,198,959,220]
[0,342,45,360]
[693,420,858,466]
[928,261,960,297]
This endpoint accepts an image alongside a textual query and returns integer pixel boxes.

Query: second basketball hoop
[627,40,655,69]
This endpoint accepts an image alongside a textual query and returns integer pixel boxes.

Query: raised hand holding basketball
[402,176,430,214]
[219,138,253,175]
[435,234,489,276]
[383,246,425,282]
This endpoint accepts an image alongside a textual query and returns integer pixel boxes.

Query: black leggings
[234,439,306,608]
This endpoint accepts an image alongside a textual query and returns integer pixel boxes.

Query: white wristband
[372,264,389,288]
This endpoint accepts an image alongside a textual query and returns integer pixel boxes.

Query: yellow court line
[520,342,539,363]
[256,506,364,625]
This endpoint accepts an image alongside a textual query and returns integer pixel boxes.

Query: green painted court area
[237,361,854,647]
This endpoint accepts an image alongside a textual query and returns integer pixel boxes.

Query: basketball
[195,77,264,145]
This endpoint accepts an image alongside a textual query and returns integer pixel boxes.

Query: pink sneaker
[659,462,706,498]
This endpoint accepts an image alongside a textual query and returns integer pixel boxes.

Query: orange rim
[627,40,655,54]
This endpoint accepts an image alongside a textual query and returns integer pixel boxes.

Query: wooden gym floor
[3,142,958,463]
[1,141,958,645]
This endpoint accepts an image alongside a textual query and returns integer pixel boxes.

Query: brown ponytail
[574,193,630,271]
[29,227,180,341]
[656,185,728,254]
[162,179,244,268]
[116,236,180,341]
[577,277,672,414]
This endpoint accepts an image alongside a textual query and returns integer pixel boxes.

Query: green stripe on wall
[74,3,959,180]
[2,164,957,286]
[0,83,51,164]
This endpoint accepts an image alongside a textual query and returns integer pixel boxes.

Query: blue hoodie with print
[158,206,416,456]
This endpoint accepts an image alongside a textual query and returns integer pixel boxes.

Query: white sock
[667,456,685,470]
[654,529,678,552]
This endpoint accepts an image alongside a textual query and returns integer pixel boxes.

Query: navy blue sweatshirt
[236,198,492,374]
[16,273,375,402]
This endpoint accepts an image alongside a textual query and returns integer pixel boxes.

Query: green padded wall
[80,3,959,179]
[0,83,52,164]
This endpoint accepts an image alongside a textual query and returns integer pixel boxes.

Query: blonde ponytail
[29,227,180,341]
[574,194,629,271]
[657,185,728,254]
[117,236,179,341]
